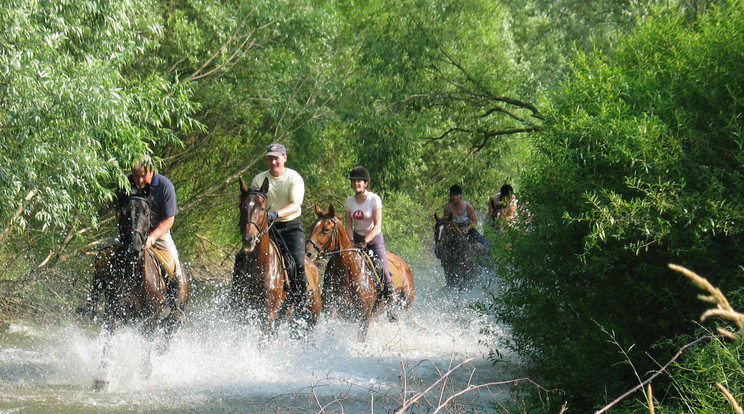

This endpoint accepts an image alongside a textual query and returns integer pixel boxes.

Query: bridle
[122,195,151,252]
[307,215,339,258]
[307,215,360,258]
[240,189,272,241]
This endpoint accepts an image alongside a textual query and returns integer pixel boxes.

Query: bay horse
[306,203,414,340]
[89,185,189,389]
[229,177,322,337]
[434,213,481,289]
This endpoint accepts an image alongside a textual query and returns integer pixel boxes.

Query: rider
[81,155,184,317]
[488,184,518,227]
[250,143,308,324]
[344,166,396,309]
[443,184,490,250]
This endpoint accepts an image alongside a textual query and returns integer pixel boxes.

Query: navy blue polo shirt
[127,173,178,232]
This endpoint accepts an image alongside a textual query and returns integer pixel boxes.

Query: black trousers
[272,218,307,305]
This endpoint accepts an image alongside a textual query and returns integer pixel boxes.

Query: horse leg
[140,339,154,380]
[161,268,188,349]
[94,325,114,391]
[358,318,370,342]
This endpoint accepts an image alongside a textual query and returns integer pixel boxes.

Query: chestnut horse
[88,185,189,389]
[306,203,414,340]
[229,178,322,336]
[434,213,481,289]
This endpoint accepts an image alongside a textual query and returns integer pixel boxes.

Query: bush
[488,1,744,409]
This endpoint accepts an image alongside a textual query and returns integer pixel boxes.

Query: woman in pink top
[344,166,395,304]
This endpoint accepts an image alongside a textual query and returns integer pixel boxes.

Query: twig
[396,359,474,413]
[594,335,714,414]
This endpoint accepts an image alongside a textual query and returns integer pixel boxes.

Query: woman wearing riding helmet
[344,166,395,307]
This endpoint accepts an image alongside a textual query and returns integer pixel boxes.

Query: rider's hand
[356,241,367,249]
[268,211,279,222]
[146,236,155,249]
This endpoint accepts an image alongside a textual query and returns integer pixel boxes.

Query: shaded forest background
[3,0,744,411]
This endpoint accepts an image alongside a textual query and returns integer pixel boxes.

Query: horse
[229,177,322,337]
[434,213,481,289]
[89,185,189,389]
[306,203,414,340]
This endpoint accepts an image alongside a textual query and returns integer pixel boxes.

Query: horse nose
[242,235,258,252]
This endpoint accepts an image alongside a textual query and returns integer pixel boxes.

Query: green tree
[0,0,200,268]
[492,0,744,409]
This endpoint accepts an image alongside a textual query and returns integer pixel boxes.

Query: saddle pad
[151,247,176,278]
[388,258,404,288]
[306,265,318,291]
[266,238,319,292]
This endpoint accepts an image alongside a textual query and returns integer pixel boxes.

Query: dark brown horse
[306,203,414,339]
[229,178,322,336]
[88,185,189,389]
[434,213,481,289]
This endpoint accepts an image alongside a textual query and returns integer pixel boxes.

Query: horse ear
[328,203,336,217]
[114,190,128,211]
[434,213,439,221]
[239,177,249,193]
[314,203,322,216]
[260,177,269,194]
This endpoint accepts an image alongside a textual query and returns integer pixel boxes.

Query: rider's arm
[275,201,300,219]
[442,203,451,219]
[364,207,383,244]
[345,209,355,242]
[464,203,478,232]
[147,216,174,248]
[506,196,518,221]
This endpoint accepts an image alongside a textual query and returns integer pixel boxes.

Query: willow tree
[0,0,200,272]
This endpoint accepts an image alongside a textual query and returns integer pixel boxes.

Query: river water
[0,261,523,413]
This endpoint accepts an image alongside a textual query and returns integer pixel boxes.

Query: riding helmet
[349,166,371,182]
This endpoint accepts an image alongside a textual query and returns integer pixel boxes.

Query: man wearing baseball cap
[251,143,308,328]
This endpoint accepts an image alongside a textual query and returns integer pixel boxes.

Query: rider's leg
[275,219,308,309]
[153,232,182,278]
[153,232,185,312]
[356,232,396,314]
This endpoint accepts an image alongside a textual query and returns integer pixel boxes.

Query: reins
[309,215,363,259]
[241,189,274,241]
[310,215,381,283]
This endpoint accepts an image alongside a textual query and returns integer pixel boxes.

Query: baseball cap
[266,143,287,157]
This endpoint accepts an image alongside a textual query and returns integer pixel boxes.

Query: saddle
[150,247,177,281]
[95,244,176,283]
[268,228,318,291]
[360,249,402,290]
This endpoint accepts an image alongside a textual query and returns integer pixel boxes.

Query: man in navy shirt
[129,155,181,276]
[80,155,183,318]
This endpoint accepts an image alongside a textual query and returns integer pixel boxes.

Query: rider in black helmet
[345,166,397,313]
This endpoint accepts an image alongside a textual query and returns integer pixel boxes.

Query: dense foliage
[2,0,742,411]
[0,0,200,271]
[491,0,744,409]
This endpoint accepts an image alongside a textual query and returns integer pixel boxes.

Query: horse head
[306,203,342,261]
[434,213,464,258]
[116,186,152,254]
[238,177,270,253]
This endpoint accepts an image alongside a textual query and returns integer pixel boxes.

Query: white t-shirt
[251,168,304,222]
[345,192,383,236]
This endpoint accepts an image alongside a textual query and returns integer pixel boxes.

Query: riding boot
[384,281,397,322]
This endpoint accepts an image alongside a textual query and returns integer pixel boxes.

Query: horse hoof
[93,378,110,392]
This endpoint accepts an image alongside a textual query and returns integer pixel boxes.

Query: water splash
[0,263,522,412]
